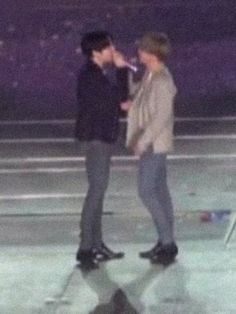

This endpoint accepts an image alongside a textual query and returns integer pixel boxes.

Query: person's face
[96,44,115,64]
[138,49,156,66]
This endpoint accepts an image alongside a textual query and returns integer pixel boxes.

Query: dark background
[0,0,235,119]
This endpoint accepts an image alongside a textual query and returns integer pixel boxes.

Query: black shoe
[139,241,162,259]
[94,243,125,261]
[76,249,99,270]
[151,243,178,266]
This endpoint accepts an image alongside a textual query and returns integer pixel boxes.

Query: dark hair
[81,31,113,58]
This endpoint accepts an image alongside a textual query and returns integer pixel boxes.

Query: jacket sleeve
[128,73,141,98]
[116,68,129,103]
[138,78,176,151]
[78,69,129,113]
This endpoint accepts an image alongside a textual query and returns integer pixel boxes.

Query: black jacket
[75,60,128,143]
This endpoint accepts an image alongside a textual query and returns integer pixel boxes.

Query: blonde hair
[137,32,171,61]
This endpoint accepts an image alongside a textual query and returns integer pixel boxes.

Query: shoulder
[77,63,102,85]
[152,67,177,95]
[152,67,172,83]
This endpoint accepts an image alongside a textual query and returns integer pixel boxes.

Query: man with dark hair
[80,31,113,58]
[126,32,178,265]
[75,31,129,269]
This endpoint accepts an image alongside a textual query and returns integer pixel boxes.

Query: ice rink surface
[0,117,236,314]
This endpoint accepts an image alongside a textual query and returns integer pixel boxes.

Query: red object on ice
[200,212,211,222]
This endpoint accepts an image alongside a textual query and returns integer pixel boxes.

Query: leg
[138,151,174,245]
[92,197,105,249]
[80,141,112,251]
[155,157,175,242]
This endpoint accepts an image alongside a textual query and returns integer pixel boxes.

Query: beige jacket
[126,66,177,153]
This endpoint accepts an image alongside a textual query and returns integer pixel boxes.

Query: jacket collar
[86,59,104,72]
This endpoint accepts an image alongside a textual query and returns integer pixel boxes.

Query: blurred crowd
[0,1,235,118]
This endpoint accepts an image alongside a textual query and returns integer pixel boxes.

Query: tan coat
[126,66,177,153]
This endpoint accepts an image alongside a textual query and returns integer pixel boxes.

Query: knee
[88,182,108,198]
[138,183,155,206]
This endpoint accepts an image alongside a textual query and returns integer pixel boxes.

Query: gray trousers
[138,149,175,245]
[80,140,113,251]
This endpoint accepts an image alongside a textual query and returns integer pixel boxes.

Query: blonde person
[125,32,178,265]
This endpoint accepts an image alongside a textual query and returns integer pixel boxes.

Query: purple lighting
[0,1,235,119]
